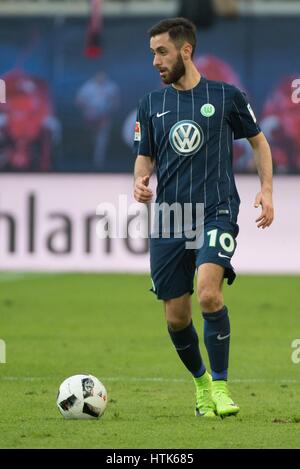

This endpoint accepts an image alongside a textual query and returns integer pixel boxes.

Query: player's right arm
[133,94,155,203]
[134,155,154,203]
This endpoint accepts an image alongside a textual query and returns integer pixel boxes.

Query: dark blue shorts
[150,220,239,301]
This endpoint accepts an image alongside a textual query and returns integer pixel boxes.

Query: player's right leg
[164,295,216,418]
[150,237,216,418]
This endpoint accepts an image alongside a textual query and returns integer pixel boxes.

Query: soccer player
[133,18,274,418]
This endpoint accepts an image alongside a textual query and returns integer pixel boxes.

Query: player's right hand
[134,175,153,203]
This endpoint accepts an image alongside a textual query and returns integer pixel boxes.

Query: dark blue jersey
[134,77,261,224]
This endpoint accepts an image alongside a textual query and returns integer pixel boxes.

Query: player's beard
[160,53,186,85]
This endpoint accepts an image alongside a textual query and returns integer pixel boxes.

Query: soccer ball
[56,374,107,419]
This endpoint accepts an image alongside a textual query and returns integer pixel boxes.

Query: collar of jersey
[169,76,207,94]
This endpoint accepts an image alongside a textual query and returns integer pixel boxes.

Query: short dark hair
[148,17,197,57]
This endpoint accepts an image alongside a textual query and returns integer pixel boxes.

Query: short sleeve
[229,88,261,140]
[133,95,155,157]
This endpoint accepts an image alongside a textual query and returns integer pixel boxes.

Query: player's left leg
[197,263,240,417]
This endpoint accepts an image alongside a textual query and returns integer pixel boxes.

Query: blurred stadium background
[0,0,300,450]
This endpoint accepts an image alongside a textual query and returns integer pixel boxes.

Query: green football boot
[193,371,216,418]
[212,380,240,418]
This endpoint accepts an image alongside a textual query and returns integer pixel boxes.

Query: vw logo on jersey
[169,120,204,156]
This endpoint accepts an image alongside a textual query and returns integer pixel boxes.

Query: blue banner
[0,15,299,173]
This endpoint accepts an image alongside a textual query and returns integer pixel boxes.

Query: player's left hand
[254,191,274,229]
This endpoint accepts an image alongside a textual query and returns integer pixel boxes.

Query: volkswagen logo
[169,120,204,156]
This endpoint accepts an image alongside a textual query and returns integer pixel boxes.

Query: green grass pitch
[0,272,300,449]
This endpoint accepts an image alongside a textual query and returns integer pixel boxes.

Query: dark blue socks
[202,306,230,381]
[168,321,206,378]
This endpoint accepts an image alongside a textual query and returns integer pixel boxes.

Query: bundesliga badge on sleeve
[134,121,141,141]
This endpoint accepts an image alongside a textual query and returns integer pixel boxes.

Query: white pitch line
[1,376,300,384]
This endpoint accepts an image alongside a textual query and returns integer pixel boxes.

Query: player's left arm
[248,131,274,229]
